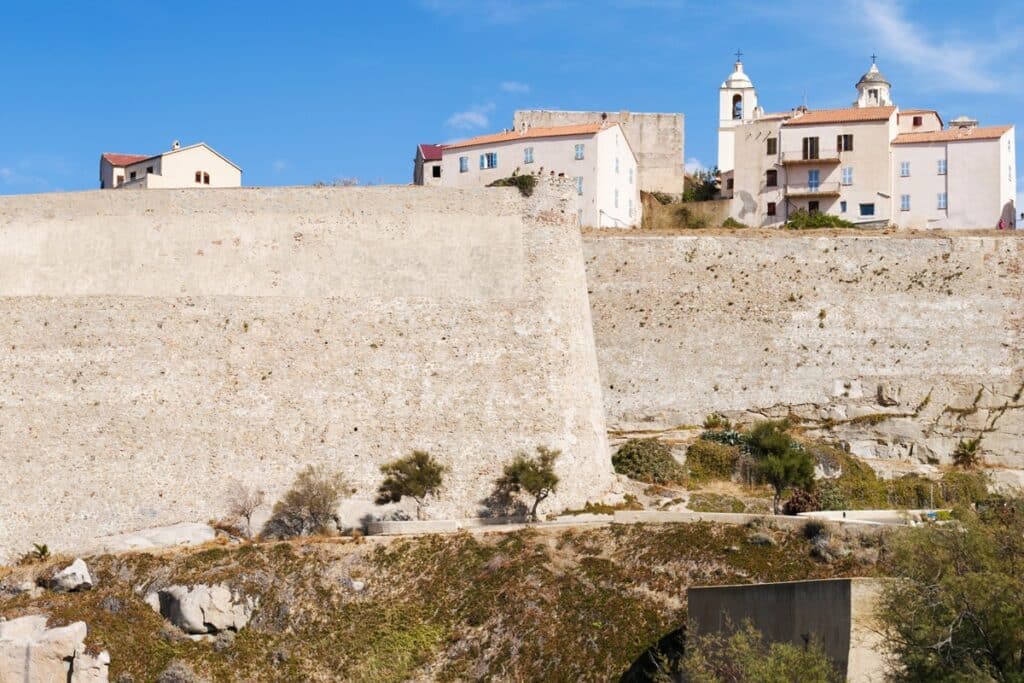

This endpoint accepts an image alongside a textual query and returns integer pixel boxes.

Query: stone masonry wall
[0,183,612,561]
[584,233,1024,473]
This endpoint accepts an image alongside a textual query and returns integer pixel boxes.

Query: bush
[686,439,740,482]
[689,493,746,513]
[496,446,560,521]
[377,450,446,520]
[649,191,674,205]
[261,465,347,539]
[487,173,537,197]
[746,420,815,514]
[784,209,855,230]
[816,480,848,511]
[700,429,745,448]
[225,482,266,538]
[952,437,982,469]
[681,168,719,202]
[939,470,989,506]
[612,438,686,485]
[702,413,732,430]
[720,217,747,229]
[783,488,821,515]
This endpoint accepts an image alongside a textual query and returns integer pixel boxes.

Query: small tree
[226,481,266,538]
[952,437,982,469]
[497,446,560,521]
[376,450,446,520]
[261,465,347,539]
[746,420,815,514]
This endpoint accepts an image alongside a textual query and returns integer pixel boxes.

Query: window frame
[937,158,947,175]
[900,194,911,211]
[841,167,853,186]
[575,176,583,196]
[900,161,911,177]
[765,169,778,188]
[937,192,948,210]
[459,156,469,173]
[766,201,777,217]
[574,143,585,161]
[860,203,876,217]
[524,147,534,164]
[766,137,778,156]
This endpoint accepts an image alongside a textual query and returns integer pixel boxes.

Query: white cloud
[855,0,1004,93]
[420,0,565,24]
[684,157,705,174]
[500,80,530,94]
[446,102,496,130]
[271,159,291,173]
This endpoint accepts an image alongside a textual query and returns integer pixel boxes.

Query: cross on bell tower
[735,49,743,63]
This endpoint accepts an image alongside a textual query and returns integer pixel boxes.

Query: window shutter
[480,155,484,169]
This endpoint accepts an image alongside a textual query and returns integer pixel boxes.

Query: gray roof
[857,68,890,86]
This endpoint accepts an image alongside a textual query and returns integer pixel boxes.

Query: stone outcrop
[148,584,255,635]
[50,558,93,592]
[0,615,109,682]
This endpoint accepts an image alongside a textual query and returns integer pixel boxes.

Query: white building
[438,122,641,228]
[720,58,1016,229]
[412,143,443,186]
[100,141,242,189]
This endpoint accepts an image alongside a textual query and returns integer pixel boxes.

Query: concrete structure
[720,58,1016,229]
[413,143,443,186]
[514,110,684,196]
[584,232,1024,470]
[688,578,890,683]
[0,182,612,562]
[439,123,641,228]
[99,141,241,189]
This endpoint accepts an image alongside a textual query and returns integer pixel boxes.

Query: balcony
[781,150,841,165]
[785,182,841,197]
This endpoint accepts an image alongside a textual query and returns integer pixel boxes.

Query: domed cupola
[855,58,893,108]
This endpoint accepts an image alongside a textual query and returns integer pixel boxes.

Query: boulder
[51,558,94,592]
[91,523,216,554]
[149,584,254,635]
[0,615,109,682]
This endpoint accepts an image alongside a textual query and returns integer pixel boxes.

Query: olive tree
[496,446,560,521]
[376,450,446,520]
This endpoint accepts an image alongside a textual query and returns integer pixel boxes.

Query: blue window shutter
[480,154,484,169]
[493,152,498,167]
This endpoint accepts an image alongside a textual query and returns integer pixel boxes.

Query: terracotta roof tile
[101,153,150,167]
[892,125,1013,144]
[442,123,607,150]
[782,106,896,126]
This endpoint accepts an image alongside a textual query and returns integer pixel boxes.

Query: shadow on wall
[734,190,758,224]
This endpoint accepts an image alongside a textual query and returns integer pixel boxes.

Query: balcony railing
[785,182,841,197]
[781,150,842,164]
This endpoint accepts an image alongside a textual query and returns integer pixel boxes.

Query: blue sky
[2,0,1023,205]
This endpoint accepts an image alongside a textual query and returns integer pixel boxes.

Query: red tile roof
[892,125,1013,145]
[782,106,896,126]
[101,153,150,167]
[418,144,443,161]
[442,123,607,150]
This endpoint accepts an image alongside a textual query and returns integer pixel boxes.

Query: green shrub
[612,438,686,485]
[649,191,674,205]
[686,439,741,482]
[689,492,746,514]
[816,480,848,510]
[496,446,560,521]
[377,450,447,520]
[952,437,983,469]
[673,205,709,228]
[721,217,747,229]
[784,209,855,230]
[700,429,745,448]
[262,465,348,539]
[939,470,989,506]
[681,168,719,202]
[746,420,815,514]
[487,174,537,197]
[702,413,732,430]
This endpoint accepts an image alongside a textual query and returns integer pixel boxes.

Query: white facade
[439,123,641,228]
[100,142,241,189]
[718,60,759,173]
[723,58,1017,230]
[413,144,443,186]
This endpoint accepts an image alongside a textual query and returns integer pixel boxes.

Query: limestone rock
[150,584,254,635]
[51,558,94,592]
[91,523,216,554]
[0,615,110,682]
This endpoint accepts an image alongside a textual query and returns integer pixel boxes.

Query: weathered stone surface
[50,558,93,592]
[150,584,255,635]
[0,615,109,682]
[0,183,611,562]
[90,523,217,554]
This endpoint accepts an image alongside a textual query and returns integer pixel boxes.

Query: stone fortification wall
[584,233,1024,472]
[513,110,684,196]
[0,183,612,561]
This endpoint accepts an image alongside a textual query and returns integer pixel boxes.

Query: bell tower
[718,51,758,173]
[855,56,893,108]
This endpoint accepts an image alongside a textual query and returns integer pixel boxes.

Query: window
[938,193,948,210]
[614,189,619,208]
[767,201,777,216]
[937,159,947,175]
[802,137,820,160]
[628,168,633,184]
[912,116,923,127]
[732,93,743,120]
[431,165,441,178]
[841,167,853,185]
[574,144,585,160]
[766,137,777,155]
[765,169,778,187]
[868,88,879,103]
[480,152,498,169]
[900,194,911,211]
[459,156,469,173]
[860,203,876,217]
[900,161,910,177]
[807,169,820,191]
[840,200,848,213]
[575,176,583,195]
[808,201,820,215]
[203,172,210,185]
[726,178,734,190]
[837,134,854,152]
[524,147,534,164]
[146,166,154,174]
[615,157,619,174]
[195,171,202,183]
[129,171,137,180]
[116,175,124,186]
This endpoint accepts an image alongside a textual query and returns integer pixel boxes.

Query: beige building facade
[513,110,684,196]
[439,123,641,228]
[100,141,242,190]
[721,59,1016,229]
[412,144,443,186]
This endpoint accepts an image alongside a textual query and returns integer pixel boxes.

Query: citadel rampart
[0,185,612,561]
[584,232,1024,474]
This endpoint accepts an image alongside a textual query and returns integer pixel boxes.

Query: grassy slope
[0,523,875,682]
